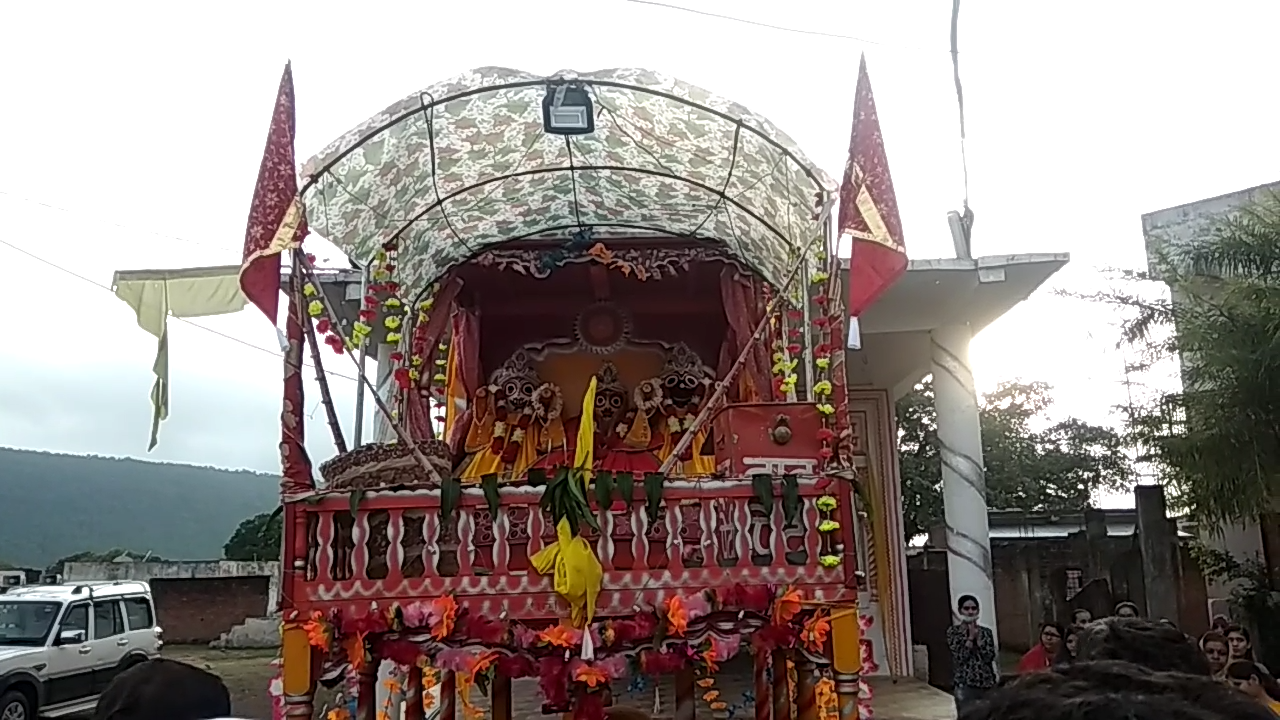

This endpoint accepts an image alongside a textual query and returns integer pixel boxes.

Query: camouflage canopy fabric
[301,67,836,297]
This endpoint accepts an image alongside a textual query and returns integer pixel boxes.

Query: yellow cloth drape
[530,377,603,655]
[113,266,249,450]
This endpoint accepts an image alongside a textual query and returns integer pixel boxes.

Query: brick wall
[150,576,270,644]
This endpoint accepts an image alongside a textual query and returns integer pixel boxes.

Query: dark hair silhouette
[957,594,979,610]
[1226,660,1280,700]
[959,660,1274,720]
[1075,617,1210,675]
[1055,626,1080,664]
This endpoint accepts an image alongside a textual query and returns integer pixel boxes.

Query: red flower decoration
[364,294,378,307]
[384,263,397,274]
[818,447,833,460]
[815,343,832,355]
[368,284,384,294]
[816,428,835,442]
[390,352,405,363]
[386,281,400,294]
[305,253,316,264]
[814,294,829,306]
[788,328,802,340]
[393,368,412,390]
[324,334,344,353]
[814,317,829,328]
[786,343,802,355]
[382,241,397,252]
[315,318,331,335]
[786,310,803,321]
[358,309,377,322]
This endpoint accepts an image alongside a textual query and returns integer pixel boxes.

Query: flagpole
[352,263,371,447]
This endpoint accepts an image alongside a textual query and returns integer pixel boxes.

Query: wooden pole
[299,270,349,454]
[754,647,772,720]
[772,650,791,720]
[674,667,697,720]
[294,250,444,486]
[492,674,513,720]
[794,660,819,720]
[437,671,456,720]
[355,660,378,720]
[404,665,425,720]
[657,238,819,475]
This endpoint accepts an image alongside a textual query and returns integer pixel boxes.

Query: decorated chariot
[119,62,911,720]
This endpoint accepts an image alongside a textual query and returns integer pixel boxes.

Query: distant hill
[0,447,278,568]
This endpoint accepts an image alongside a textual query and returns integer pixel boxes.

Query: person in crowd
[1114,601,1140,619]
[1075,616,1212,676]
[957,660,1276,720]
[1201,631,1231,680]
[1227,625,1267,669]
[1017,622,1065,673]
[1212,615,1231,633]
[1071,608,1092,629]
[1225,660,1280,715]
[946,594,998,712]
[1056,625,1080,664]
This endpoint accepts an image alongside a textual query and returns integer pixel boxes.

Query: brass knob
[771,414,792,445]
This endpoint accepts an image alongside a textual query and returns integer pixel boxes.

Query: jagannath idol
[635,342,716,475]
[459,349,566,482]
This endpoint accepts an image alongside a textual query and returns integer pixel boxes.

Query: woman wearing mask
[1226,660,1280,714]
[945,594,997,712]
[1017,622,1065,673]
[1202,631,1231,680]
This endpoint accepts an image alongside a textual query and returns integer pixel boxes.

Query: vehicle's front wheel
[0,690,31,720]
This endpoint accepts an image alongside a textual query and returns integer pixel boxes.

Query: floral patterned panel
[301,67,835,299]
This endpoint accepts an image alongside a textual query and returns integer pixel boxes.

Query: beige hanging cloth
[113,265,250,450]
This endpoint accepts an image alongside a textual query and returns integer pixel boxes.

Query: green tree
[896,378,1135,538]
[223,510,283,561]
[1086,194,1280,525]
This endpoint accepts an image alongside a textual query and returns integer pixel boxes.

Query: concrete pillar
[930,324,997,640]
[1135,484,1180,622]
[374,343,395,443]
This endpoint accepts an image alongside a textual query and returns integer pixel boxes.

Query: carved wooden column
[438,671,456,720]
[355,659,378,720]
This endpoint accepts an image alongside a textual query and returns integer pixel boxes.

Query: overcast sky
[2,0,1278,480]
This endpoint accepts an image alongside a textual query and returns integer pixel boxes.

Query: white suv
[0,582,162,720]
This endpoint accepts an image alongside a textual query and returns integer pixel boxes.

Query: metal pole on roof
[352,264,371,447]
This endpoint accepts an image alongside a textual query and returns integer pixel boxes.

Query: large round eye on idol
[681,375,697,389]
[522,382,535,397]
[609,395,622,408]
[663,375,679,387]
[504,381,520,397]
[595,395,607,408]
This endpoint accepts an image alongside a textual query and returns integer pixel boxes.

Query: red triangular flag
[240,62,307,324]
[842,55,907,321]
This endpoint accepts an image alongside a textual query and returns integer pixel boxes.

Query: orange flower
[430,596,459,640]
[772,586,803,626]
[574,664,609,689]
[539,623,578,648]
[702,691,721,702]
[383,678,402,693]
[701,639,721,674]
[344,632,368,671]
[697,678,716,688]
[710,702,728,711]
[302,612,331,648]
[667,595,689,636]
[801,611,832,653]
[327,708,352,720]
